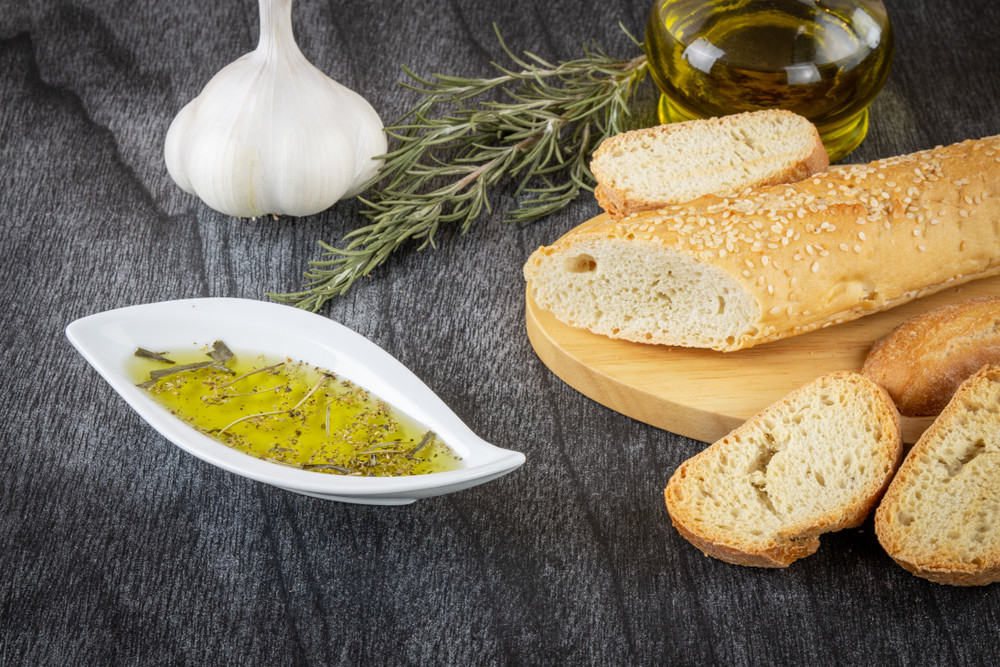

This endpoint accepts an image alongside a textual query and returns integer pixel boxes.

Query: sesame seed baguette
[524,135,1000,351]
[591,110,829,220]
[665,372,902,568]
[874,365,1000,586]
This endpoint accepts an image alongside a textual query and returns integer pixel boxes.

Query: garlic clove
[164,0,386,218]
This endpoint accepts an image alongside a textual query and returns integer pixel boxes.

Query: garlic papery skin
[164,0,386,218]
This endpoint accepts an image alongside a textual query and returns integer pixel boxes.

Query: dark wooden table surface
[3,1,1000,664]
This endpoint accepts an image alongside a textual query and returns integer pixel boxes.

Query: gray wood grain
[3,1,1000,664]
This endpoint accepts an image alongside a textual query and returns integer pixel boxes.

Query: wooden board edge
[526,290,937,445]
[526,292,742,444]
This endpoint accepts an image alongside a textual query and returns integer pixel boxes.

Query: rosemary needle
[271,25,648,311]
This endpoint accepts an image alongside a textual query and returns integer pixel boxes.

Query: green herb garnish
[135,348,174,364]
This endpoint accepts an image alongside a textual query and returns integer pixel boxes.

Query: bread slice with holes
[665,372,902,568]
[875,365,1000,585]
[591,109,829,220]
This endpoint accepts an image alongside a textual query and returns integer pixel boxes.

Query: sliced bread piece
[591,109,829,220]
[875,365,1000,586]
[665,372,902,567]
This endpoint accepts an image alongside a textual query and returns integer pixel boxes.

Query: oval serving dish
[66,298,525,505]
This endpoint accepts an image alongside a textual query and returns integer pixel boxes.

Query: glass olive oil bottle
[645,0,893,161]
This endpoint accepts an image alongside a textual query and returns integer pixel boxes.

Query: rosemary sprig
[270,26,648,311]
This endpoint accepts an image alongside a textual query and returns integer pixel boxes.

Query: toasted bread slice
[875,365,1000,585]
[665,372,902,567]
[590,109,828,220]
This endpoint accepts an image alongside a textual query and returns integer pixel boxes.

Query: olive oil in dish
[130,342,462,476]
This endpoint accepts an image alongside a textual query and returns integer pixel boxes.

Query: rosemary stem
[270,26,649,311]
[216,375,329,436]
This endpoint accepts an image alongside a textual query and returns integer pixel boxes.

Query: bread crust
[591,110,829,220]
[665,372,902,568]
[863,297,1000,416]
[875,365,1000,586]
[527,135,1000,351]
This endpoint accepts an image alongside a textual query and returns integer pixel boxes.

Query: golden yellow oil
[129,346,463,476]
[645,0,893,161]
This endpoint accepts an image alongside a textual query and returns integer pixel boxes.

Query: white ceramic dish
[66,298,525,505]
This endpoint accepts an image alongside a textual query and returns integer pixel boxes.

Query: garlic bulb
[164,0,386,218]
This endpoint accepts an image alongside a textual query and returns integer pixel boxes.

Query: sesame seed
[858,232,867,241]
[959,210,969,218]
[839,243,849,252]
[913,228,922,236]
[811,261,819,273]
[853,244,862,253]
[919,245,927,252]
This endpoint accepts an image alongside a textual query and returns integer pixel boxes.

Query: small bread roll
[863,297,1000,416]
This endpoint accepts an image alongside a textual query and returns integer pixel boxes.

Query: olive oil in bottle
[645,0,893,161]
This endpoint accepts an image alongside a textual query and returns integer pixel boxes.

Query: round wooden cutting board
[525,218,1000,445]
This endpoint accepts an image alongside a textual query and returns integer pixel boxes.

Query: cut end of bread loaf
[591,109,828,220]
[524,238,759,350]
[665,372,902,568]
[875,365,1000,586]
